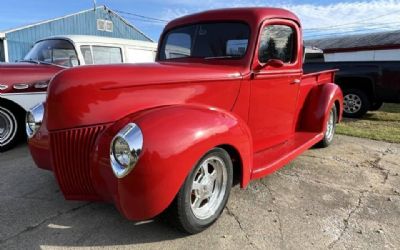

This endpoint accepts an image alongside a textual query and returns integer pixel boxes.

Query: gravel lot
[0,135,399,250]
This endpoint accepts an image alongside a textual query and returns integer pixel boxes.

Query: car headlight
[110,123,143,178]
[26,103,44,138]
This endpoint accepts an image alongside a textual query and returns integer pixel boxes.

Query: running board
[251,132,324,180]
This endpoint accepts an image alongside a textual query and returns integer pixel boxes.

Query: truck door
[249,20,302,152]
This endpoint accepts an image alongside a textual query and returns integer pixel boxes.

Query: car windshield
[158,22,250,61]
[24,39,79,67]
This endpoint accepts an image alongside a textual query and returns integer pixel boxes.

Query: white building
[305,30,400,62]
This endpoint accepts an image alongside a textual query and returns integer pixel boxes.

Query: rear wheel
[317,105,337,148]
[0,106,22,152]
[169,148,233,234]
[343,89,370,118]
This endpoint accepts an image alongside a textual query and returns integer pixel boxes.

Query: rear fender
[92,104,252,220]
[298,83,343,133]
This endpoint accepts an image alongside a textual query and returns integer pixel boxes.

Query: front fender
[298,83,343,133]
[92,105,252,220]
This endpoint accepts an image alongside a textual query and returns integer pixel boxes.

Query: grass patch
[336,103,400,143]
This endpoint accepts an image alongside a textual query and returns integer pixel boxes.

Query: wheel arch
[336,76,375,101]
[0,97,27,116]
[216,144,244,187]
[297,83,343,133]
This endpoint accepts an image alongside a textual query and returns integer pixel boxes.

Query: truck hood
[46,62,244,130]
[0,62,63,94]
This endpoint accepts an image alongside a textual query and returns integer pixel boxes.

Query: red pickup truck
[28,8,343,233]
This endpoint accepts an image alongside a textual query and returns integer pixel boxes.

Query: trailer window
[92,46,123,64]
[80,46,93,64]
[258,25,296,64]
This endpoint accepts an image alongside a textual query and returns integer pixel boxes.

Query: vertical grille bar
[50,125,106,199]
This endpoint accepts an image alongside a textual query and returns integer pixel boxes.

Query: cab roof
[165,7,301,31]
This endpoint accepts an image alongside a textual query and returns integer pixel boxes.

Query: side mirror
[255,59,284,70]
[265,59,284,68]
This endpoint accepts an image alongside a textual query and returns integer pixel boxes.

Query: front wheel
[169,148,233,234]
[0,106,22,152]
[317,105,337,148]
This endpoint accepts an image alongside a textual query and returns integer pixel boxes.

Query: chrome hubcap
[0,108,17,147]
[344,94,362,113]
[190,156,227,220]
[325,109,335,142]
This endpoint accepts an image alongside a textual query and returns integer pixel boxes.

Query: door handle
[293,79,301,84]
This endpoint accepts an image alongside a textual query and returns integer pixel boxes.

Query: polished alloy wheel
[0,107,17,147]
[190,156,228,220]
[325,109,335,142]
[344,94,362,114]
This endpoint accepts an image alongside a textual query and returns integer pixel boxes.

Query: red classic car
[0,36,156,152]
[28,8,343,234]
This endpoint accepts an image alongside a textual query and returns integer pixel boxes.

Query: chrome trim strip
[0,84,8,90]
[13,83,30,90]
[0,92,46,96]
[34,82,49,89]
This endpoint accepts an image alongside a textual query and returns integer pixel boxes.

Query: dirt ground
[0,135,399,250]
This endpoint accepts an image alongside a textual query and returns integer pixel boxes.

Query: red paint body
[29,8,343,221]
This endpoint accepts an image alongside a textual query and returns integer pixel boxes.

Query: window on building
[97,19,113,32]
[92,46,123,64]
[258,25,296,64]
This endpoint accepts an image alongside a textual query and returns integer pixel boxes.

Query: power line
[303,11,400,31]
[121,15,166,24]
[114,9,169,23]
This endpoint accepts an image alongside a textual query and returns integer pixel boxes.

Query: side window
[80,46,93,65]
[92,46,123,64]
[258,25,296,64]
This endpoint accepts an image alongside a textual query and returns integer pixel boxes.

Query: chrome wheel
[190,156,228,220]
[325,109,335,142]
[0,107,17,147]
[344,94,362,114]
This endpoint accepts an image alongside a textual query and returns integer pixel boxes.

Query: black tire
[370,101,383,111]
[0,104,25,152]
[168,148,233,234]
[316,105,337,148]
[343,89,370,118]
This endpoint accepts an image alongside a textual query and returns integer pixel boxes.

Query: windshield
[159,22,250,61]
[24,39,78,67]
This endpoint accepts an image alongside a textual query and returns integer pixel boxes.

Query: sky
[1,0,400,41]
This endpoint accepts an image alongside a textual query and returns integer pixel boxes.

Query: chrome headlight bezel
[26,103,44,138]
[110,123,143,178]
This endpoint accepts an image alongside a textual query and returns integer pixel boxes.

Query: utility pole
[93,0,97,11]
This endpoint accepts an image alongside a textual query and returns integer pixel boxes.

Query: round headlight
[112,136,133,167]
[26,103,44,138]
[110,123,143,178]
